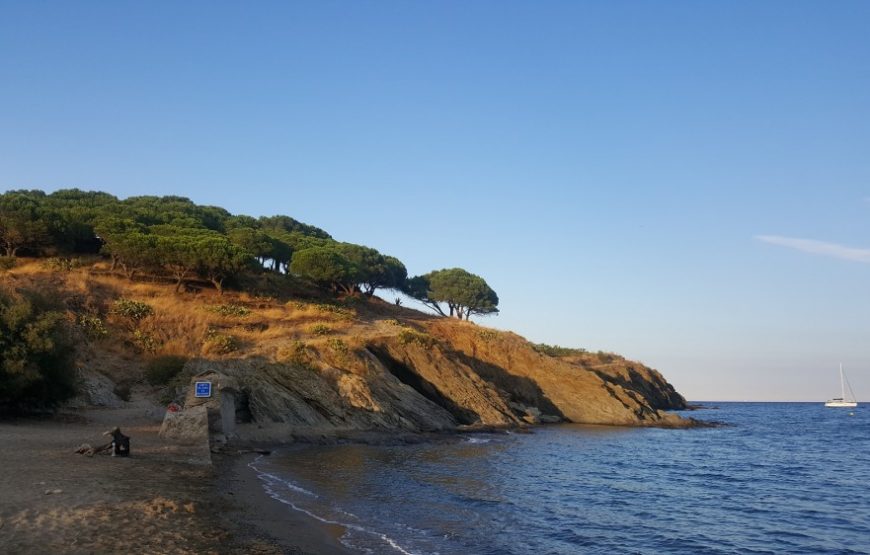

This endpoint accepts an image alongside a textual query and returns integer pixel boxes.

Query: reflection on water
[252,406,870,554]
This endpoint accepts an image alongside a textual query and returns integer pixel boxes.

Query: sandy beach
[0,396,351,554]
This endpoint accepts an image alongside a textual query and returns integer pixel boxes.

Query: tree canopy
[403,268,499,320]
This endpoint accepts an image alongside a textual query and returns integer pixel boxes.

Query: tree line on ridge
[0,189,499,319]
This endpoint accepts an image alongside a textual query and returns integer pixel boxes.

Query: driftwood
[74,442,112,457]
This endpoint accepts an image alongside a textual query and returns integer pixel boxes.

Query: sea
[249,403,870,554]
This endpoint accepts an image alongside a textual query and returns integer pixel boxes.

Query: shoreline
[213,451,353,555]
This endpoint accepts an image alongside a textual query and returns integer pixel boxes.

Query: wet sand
[213,453,352,555]
[0,398,351,554]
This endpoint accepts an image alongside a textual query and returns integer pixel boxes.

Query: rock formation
[165,318,691,442]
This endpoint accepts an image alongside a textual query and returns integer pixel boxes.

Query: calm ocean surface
[250,404,870,554]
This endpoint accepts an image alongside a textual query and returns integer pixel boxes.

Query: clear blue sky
[3,1,869,401]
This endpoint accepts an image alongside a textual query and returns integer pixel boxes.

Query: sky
[2,1,869,401]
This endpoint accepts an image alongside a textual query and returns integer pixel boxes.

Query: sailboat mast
[840,363,846,400]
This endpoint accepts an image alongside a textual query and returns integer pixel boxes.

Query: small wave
[464,437,492,444]
[248,455,418,555]
[248,456,318,497]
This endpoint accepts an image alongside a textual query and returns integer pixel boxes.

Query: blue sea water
[250,404,870,554]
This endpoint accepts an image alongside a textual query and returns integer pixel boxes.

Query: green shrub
[133,329,159,353]
[308,323,332,336]
[145,355,188,386]
[290,301,355,320]
[532,343,588,357]
[397,328,437,348]
[207,304,251,317]
[326,337,349,355]
[204,327,238,353]
[77,314,108,340]
[0,257,15,272]
[0,286,76,412]
[111,298,154,321]
[319,303,355,319]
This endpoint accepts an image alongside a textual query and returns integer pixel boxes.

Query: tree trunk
[210,278,224,295]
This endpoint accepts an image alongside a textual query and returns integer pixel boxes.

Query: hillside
[1,259,690,432]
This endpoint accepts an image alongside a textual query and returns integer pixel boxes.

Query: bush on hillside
[308,323,332,336]
[77,314,108,340]
[203,327,238,355]
[111,298,154,322]
[0,286,76,413]
[206,304,251,317]
[532,343,588,357]
[397,328,437,348]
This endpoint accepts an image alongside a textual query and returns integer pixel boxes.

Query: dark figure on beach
[105,427,130,457]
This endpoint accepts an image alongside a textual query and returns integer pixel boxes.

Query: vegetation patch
[111,298,154,322]
[206,303,251,317]
[308,323,332,336]
[43,257,84,272]
[533,343,588,357]
[0,286,76,412]
[326,337,349,355]
[77,314,108,340]
[291,301,356,320]
[0,256,15,272]
[204,327,238,354]
[145,355,189,386]
[476,329,501,342]
[133,330,159,353]
[397,328,437,348]
[278,340,316,370]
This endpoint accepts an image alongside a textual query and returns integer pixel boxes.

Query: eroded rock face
[66,369,124,409]
[398,320,688,427]
[172,320,691,440]
[176,356,457,437]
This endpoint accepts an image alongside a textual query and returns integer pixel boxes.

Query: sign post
[194,381,212,398]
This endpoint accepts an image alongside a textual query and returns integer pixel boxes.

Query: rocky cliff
[165,313,691,439]
[6,263,690,435]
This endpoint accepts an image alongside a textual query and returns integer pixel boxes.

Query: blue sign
[194,381,212,398]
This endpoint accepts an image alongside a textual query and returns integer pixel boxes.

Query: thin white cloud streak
[756,235,870,263]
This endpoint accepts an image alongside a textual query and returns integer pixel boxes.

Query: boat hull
[824,401,857,408]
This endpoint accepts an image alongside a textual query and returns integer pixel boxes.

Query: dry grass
[0,262,442,385]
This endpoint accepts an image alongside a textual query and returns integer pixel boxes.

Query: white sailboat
[825,364,857,408]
